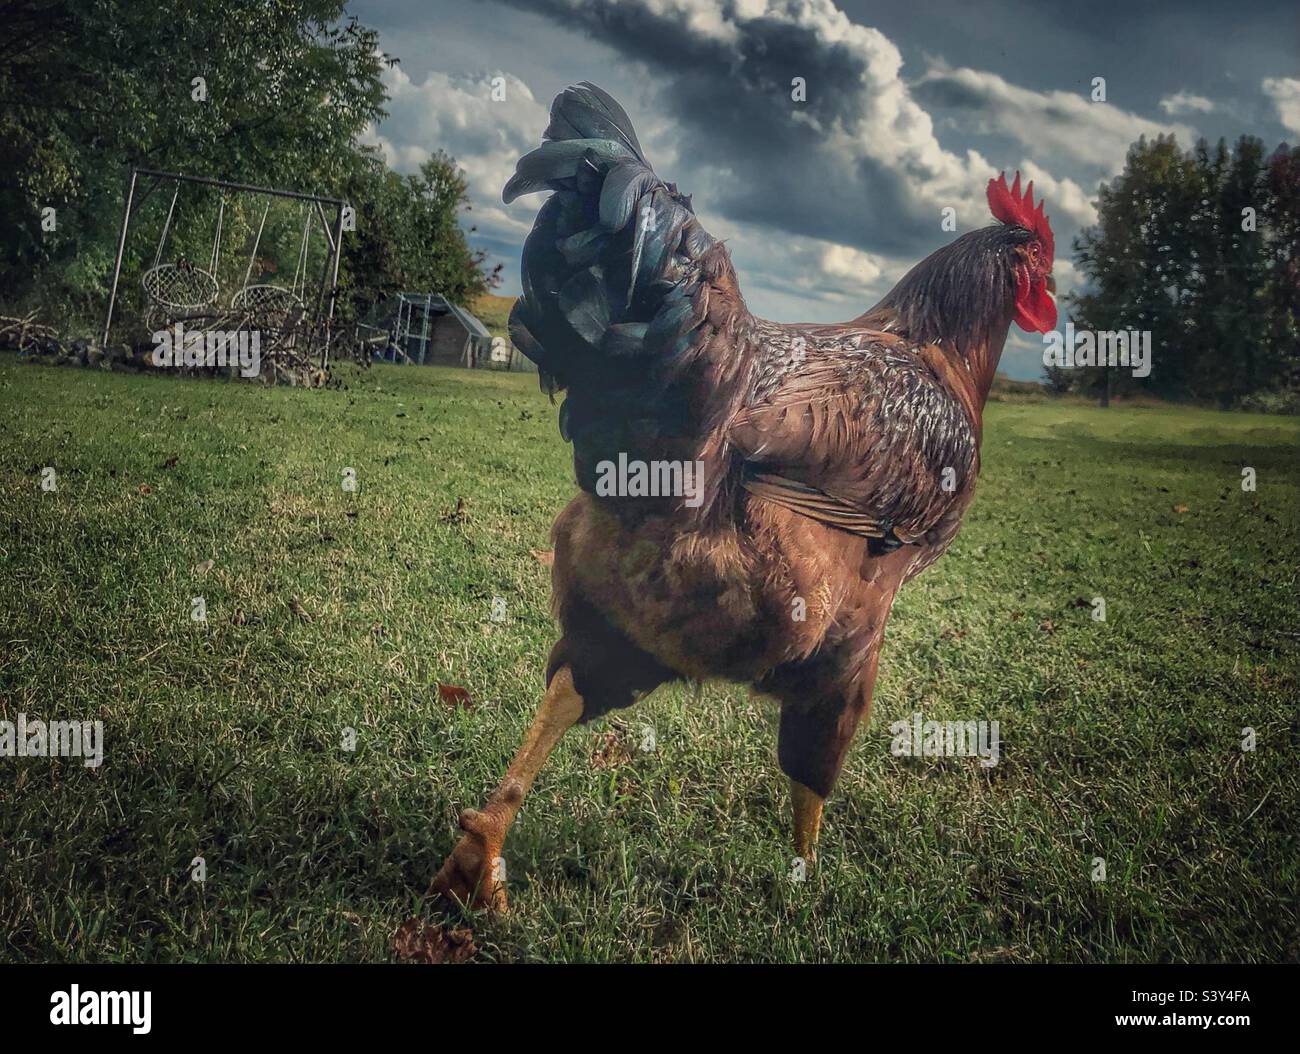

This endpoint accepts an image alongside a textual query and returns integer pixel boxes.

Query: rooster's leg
[791,780,825,861]
[432,665,584,912]
[777,644,884,866]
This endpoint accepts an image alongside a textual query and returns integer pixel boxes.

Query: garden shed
[364,292,493,367]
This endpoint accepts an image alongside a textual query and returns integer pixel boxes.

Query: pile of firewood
[0,309,377,383]
[0,311,121,369]
[0,312,67,357]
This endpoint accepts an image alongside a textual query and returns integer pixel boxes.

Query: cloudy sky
[350,0,1297,379]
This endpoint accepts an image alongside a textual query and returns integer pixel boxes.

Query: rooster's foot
[431,789,519,912]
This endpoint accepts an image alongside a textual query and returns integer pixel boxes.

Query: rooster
[433,83,1057,910]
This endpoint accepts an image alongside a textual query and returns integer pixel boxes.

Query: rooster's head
[987,172,1056,333]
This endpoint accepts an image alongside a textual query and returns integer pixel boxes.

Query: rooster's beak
[1045,273,1056,295]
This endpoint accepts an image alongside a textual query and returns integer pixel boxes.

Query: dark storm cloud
[911,64,1196,173]
[496,0,980,257]
[348,0,1292,374]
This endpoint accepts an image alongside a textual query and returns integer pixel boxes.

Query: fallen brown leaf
[1173,504,1189,514]
[529,548,555,567]
[137,483,152,495]
[968,945,1026,964]
[194,559,215,576]
[1039,619,1057,634]
[391,918,476,964]
[590,729,633,769]
[437,683,473,709]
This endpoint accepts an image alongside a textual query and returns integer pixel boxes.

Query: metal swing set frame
[102,167,347,372]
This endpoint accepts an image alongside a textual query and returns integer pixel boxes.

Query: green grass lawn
[0,358,1296,963]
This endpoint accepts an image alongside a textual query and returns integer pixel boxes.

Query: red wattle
[1014,277,1057,333]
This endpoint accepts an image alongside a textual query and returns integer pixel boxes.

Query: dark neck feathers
[857,225,1024,402]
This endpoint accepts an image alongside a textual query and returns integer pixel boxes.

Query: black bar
[0,963,1289,1039]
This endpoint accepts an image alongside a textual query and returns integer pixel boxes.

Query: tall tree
[1063,135,1297,408]
[1068,135,1199,401]
[3,1,387,293]
[1264,145,1300,400]
[0,0,499,335]
[337,150,502,322]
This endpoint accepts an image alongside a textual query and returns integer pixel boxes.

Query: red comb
[987,171,1054,262]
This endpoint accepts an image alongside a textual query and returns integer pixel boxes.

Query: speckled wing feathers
[731,332,979,543]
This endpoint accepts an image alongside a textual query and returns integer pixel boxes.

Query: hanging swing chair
[230,201,312,326]
[141,188,224,314]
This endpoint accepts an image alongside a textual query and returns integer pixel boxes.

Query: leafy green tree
[1264,145,1300,402]
[0,0,500,339]
[1064,135,1298,409]
[337,150,501,322]
[1068,135,1199,402]
[1,1,388,315]
[1188,136,1276,404]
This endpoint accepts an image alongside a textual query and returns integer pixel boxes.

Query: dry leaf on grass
[1173,504,1189,514]
[443,497,468,524]
[391,918,476,964]
[137,483,152,495]
[194,559,215,576]
[437,683,473,709]
[1039,619,1057,634]
[529,548,555,567]
[590,729,633,769]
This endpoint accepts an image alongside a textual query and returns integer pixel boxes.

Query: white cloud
[497,0,1023,252]
[360,66,549,242]
[915,65,1198,174]
[1051,256,1085,295]
[358,1,1122,344]
[700,211,897,314]
[1263,77,1300,136]
[1159,91,1216,116]
[817,244,886,289]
